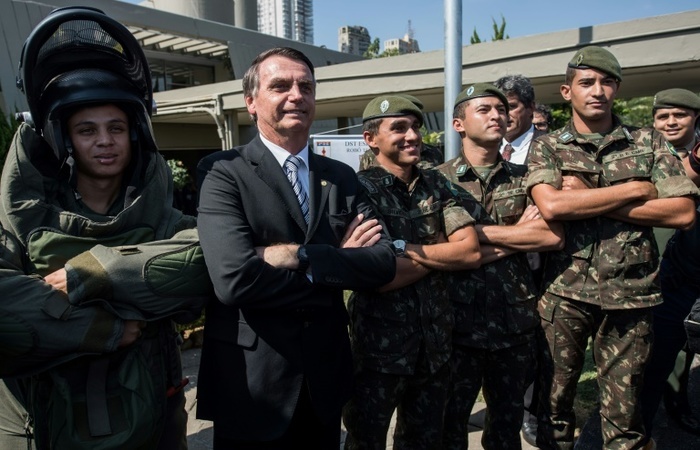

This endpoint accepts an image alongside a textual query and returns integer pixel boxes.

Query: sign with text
[311,135,368,172]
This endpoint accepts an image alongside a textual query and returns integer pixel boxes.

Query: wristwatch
[392,239,407,258]
[297,245,310,272]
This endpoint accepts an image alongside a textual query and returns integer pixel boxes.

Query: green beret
[454,83,508,111]
[568,46,622,81]
[362,95,424,126]
[653,88,700,112]
[395,94,424,110]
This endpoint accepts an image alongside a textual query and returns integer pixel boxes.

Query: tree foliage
[470,15,509,44]
[363,37,381,59]
[166,159,192,190]
[548,97,654,131]
[491,15,509,41]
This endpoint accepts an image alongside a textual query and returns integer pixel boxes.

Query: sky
[121,0,700,52]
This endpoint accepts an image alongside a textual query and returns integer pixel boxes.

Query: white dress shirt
[500,125,535,165]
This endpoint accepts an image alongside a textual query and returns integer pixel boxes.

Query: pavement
[182,348,700,449]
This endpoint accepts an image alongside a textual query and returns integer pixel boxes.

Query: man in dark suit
[195,47,396,449]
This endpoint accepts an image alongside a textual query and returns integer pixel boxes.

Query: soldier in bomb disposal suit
[527,46,699,449]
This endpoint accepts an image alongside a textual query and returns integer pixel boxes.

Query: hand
[562,175,589,191]
[341,213,382,248]
[517,205,541,224]
[118,320,146,348]
[631,180,658,201]
[44,268,68,294]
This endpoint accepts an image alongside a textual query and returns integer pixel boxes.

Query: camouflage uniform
[438,154,540,450]
[343,165,478,450]
[358,143,444,171]
[526,118,699,449]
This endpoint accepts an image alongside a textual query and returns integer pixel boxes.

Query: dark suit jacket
[195,135,395,441]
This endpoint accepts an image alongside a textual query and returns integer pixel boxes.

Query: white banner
[310,135,368,172]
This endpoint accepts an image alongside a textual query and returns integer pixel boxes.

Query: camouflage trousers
[537,293,653,450]
[342,360,451,450]
[442,339,535,450]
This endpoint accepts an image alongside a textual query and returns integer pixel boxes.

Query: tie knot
[285,155,303,173]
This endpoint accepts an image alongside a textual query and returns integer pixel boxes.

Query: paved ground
[182,348,700,449]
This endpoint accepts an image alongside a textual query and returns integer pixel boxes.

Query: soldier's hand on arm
[517,205,541,223]
[404,225,481,271]
[118,320,146,348]
[44,268,68,294]
[561,175,591,191]
[341,213,382,248]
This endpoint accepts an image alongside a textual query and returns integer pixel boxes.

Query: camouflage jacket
[527,118,699,310]
[438,154,540,350]
[348,165,476,375]
[358,143,444,171]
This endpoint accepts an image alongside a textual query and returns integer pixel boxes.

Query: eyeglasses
[533,121,548,131]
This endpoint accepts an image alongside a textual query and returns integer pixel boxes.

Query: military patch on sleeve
[358,176,378,194]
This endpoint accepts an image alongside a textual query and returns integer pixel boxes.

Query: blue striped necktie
[284,155,310,224]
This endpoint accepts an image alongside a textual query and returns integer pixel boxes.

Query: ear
[560,84,572,102]
[363,130,376,148]
[245,95,256,116]
[452,117,465,133]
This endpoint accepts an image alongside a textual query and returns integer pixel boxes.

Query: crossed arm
[475,205,565,265]
[533,176,695,230]
[378,224,482,292]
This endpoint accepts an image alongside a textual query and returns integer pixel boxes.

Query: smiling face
[365,115,422,170]
[653,106,698,149]
[67,103,132,187]
[245,54,316,151]
[561,68,618,132]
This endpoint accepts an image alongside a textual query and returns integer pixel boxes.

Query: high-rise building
[338,25,371,56]
[258,0,314,44]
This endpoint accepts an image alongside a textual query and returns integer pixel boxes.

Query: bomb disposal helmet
[16,6,156,159]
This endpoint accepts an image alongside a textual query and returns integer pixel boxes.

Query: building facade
[384,34,421,54]
[258,0,314,44]
[338,25,371,56]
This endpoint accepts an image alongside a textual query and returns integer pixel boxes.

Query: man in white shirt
[495,74,545,165]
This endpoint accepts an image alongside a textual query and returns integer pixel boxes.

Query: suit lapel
[307,153,331,239]
[247,136,308,232]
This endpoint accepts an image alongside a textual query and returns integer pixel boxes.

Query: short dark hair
[564,67,577,86]
[242,47,315,99]
[362,117,383,137]
[534,103,552,124]
[494,74,535,106]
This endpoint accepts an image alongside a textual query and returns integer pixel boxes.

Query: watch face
[392,239,406,256]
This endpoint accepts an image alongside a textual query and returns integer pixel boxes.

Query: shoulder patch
[558,132,574,143]
[358,176,378,194]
